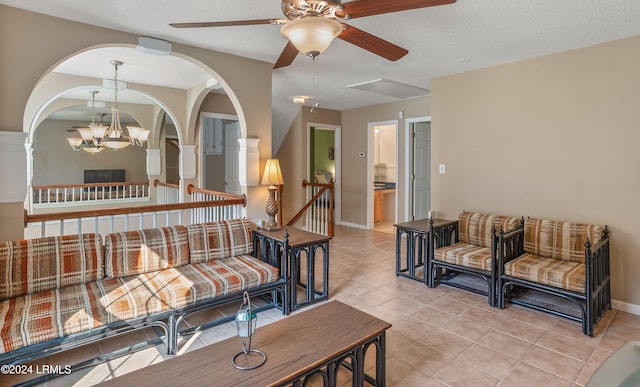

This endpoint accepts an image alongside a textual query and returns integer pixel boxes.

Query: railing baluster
[25,185,246,237]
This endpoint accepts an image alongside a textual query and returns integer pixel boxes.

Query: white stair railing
[187,184,245,223]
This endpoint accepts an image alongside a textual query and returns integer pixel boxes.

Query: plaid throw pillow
[0,233,103,300]
[187,219,253,263]
[104,225,190,278]
[524,218,603,262]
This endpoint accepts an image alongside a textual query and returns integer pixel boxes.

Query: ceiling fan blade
[338,0,456,19]
[273,42,299,69]
[170,19,276,28]
[338,24,408,61]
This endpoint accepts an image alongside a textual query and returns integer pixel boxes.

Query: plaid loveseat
[0,219,289,370]
[497,217,610,336]
[428,211,522,306]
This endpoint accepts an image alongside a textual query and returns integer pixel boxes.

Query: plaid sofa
[0,219,288,369]
[497,217,610,336]
[428,211,522,306]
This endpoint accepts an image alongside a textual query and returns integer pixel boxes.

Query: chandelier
[279,0,347,58]
[67,60,150,153]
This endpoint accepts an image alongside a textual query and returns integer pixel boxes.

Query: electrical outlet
[439,163,446,174]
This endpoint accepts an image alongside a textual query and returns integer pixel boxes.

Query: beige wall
[33,119,147,185]
[0,5,273,240]
[431,35,640,307]
[276,106,341,224]
[341,97,431,226]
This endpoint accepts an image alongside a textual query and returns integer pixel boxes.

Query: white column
[146,148,162,176]
[179,145,196,179]
[238,138,260,186]
[25,143,34,212]
[179,144,197,203]
[0,131,28,203]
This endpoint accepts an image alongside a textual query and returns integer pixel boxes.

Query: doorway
[405,117,431,221]
[200,112,240,194]
[367,121,398,233]
[307,123,341,225]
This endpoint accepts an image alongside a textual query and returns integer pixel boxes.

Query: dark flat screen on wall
[84,169,125,184]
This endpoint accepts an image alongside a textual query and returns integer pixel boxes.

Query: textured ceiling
[3,0,640,142]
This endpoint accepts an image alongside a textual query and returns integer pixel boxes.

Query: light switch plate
[439,163,446,174]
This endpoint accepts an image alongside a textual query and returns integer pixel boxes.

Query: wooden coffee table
[98,301,391,386]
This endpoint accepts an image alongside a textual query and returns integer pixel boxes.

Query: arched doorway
[22,45,250,211]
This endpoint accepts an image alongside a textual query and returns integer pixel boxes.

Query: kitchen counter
[374,182,396,222]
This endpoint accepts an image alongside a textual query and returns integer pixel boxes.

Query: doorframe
[404,116,431,221]
[306,122,342,225]
[199,112,238,190]
[367,120,398,230]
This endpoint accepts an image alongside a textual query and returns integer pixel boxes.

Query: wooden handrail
[32,181,149,190]
[24,198,245,227]
[287,180,334,236]
[153,179,180,189]
[186,184,247,202]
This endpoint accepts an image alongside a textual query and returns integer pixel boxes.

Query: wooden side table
[394,218,457,283]
[254,227,331,311]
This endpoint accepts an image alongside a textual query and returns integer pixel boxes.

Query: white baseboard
[612,299,640,316]
[338,221,369,230]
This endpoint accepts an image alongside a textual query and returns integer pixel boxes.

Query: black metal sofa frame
[0,228,290,386]
[427,212,523,306]
[497,220,610,336]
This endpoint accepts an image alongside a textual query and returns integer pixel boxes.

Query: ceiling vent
[345,79,429,99]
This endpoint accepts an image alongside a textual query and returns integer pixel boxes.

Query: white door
[224,121,241,194]
[412,122,431,220]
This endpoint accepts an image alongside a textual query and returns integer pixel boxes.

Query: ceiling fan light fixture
[280,17,342,57]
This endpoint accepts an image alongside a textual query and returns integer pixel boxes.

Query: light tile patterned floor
[6,225,639,386]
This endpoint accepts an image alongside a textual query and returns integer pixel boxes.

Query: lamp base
[262,224,281,231]
[232,349,267,370]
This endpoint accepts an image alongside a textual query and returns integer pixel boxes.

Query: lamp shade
[280,17,342,57]
[67,137,83,147]
[261,159,284,187]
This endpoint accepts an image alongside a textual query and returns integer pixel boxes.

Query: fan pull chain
[311,56,320,112]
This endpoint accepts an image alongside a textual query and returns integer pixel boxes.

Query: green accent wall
[311,128,335,181]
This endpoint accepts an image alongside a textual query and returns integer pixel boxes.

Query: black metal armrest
[585,230,610,291]
[497,226,525,274]
[252,230,290,282]
[429,219,459,250]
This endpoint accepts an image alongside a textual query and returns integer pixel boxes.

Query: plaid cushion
[434,242,493,270]
[187,219,253,263]
[458,212,521,248]
[0,256,279,354]
[0,234,103,300]
[104,225,190,278]
[524,218,603,263]
[504,253,585,293]
[192,255,279,293]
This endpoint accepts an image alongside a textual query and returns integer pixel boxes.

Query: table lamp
[261,159,284,230]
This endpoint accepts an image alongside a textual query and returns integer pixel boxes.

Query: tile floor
[5,225,639,387]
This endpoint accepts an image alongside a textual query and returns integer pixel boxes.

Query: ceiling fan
[170,0,456,69]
